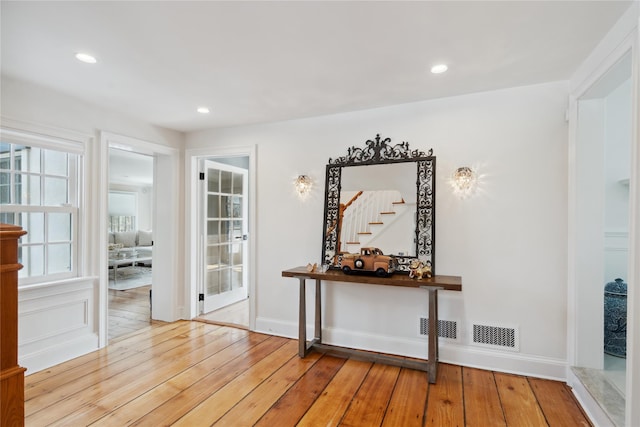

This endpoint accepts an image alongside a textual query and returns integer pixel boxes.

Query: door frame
[185,145,256,330]
[99,132,181,346]
[567,15,639,425]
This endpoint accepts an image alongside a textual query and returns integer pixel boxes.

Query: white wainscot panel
[18,276,99,374]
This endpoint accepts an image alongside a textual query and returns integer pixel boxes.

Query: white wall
[186,80,569,378]
[604,78,632,282]
[1,75,183,373]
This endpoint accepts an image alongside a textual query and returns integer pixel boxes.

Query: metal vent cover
[419,317,458,341]
[472,323,519,351]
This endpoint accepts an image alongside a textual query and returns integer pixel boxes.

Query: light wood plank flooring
[194,298,249,330]
[25,321,592,426]
[108,285,153,341]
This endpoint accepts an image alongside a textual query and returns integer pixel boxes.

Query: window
[108,191,137,232]
[0,140,80,284]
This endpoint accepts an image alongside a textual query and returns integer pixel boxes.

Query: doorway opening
[572,51,632,426]
[107,148,155,340]
[193,155,251,330]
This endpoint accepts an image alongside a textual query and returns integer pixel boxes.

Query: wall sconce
[450,166,477,199]
[294,175,313,199]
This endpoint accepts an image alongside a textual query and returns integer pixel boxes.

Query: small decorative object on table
[341,247,397,277]
[409,259,432,279]
[306,263,318,272]
[108,243,124,259]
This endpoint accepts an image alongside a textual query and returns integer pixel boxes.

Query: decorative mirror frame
[321,134,436,274]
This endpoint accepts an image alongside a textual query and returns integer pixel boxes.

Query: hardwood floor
[108,285,153,341]
[25,321,592,426]
[194,298,249,330]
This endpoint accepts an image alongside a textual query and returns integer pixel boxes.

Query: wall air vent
[472,322,519,351]
[419,317,458,341]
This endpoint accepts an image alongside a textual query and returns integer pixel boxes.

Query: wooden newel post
[1,223,27,426]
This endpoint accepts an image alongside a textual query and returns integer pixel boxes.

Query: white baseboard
[256,316,567,381]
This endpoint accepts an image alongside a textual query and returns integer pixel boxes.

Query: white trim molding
[0,116,92,149]
[184,145,257,331]
[568,4,639,425]
[99,131,182,331]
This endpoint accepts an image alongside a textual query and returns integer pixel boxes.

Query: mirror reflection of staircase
[340,190,411,254]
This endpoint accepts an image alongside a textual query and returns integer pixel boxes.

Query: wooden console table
[282,267,462,383]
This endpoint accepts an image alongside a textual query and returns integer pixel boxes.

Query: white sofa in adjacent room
[108,230,153,262]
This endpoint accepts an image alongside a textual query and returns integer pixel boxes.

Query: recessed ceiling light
[197,107,210,114]
[430,64,448,74]
[75,52,97,64]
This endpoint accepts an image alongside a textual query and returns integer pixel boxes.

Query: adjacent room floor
[108,285,153,341]
[195,298,249,330]
[109,278,249,341]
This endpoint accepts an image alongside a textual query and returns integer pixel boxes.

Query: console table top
[282,266,462,291]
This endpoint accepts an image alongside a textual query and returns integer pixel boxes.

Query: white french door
[201,160,248,313]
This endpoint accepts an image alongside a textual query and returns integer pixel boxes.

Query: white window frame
[0,127,84,286]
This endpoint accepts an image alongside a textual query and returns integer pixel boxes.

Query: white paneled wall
[18,278,99,373]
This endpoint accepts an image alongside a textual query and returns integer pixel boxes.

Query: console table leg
[315,279,322,342]
[428,287,439,383]
[298,277,307,357]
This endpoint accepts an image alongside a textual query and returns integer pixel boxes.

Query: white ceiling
[0,1,633,133]
[109,149,153,186]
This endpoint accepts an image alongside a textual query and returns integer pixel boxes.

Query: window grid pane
[15,173,42,205]
[0,142,10,170]
[27,147,42,173]
[0,172,9,204]
[48,212,71,242]
[48,243,71,274]
[21,212,44,244]
[44,149,67,176]
[44,176,68,205]
[18,245,44,278]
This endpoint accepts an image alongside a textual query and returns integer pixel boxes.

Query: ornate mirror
[321,134,436,274]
